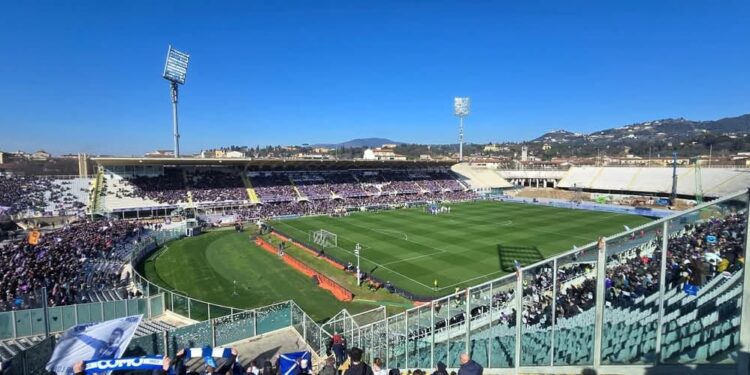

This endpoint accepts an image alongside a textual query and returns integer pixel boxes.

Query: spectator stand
[323,189,750,374]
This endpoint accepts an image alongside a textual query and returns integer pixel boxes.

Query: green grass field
[271,200,652,297]
[140,200,652,321]
[139,229,394,321]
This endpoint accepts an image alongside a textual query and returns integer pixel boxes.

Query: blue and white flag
[84,356,163,374]
[183,346,234,368]
[278,351,311,375]
[45,315,142,375]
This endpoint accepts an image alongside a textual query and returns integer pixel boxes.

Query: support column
[550,258,557,366]
[593,238,607,368]
[655,221,669,364]
[737,189,750,375]
[514,268,522,369]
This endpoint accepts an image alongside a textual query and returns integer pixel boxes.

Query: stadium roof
[92,157,455,170]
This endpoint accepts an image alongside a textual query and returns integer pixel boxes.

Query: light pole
[454,97,470,161]
[163,45,190,158]
[355,243,361,286]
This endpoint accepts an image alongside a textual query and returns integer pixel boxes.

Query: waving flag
[45,315,142,375]
[278,351,311,375]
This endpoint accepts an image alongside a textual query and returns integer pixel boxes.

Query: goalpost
[310,229,338,248]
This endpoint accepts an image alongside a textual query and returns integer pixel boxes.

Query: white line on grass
[277,220,436,290]
[379,249,446,266]
[436,270,506,291]
[372,228,408,240]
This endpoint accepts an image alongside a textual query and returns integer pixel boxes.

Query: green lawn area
[270,200,652,298]
[138,229,391,321]
[138,201,652,321]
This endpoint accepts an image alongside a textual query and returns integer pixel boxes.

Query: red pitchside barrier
[254,237,354,301]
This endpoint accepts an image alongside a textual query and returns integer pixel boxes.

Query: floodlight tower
[454,97,470,161]
[163,45,190,158]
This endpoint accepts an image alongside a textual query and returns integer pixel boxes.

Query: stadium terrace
[0,158,749,375]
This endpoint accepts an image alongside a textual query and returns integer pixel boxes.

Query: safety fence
[4,190,749,374]
[124,300,328,357]
[333,189,750,373]
[0,295,164,340]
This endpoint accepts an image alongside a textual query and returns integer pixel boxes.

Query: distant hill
[313,138,404,148]
[532,114,750,146]
[524,113,750,157]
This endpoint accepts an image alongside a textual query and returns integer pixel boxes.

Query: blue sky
[1,1,749,155]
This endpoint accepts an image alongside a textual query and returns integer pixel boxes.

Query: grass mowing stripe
[271,200,652,297]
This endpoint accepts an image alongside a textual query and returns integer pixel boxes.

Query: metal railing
[0,295,164,340]
[337,189,750,373]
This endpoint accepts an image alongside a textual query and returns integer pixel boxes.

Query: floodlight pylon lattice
[454,97,470,161]
[163,45,190,158]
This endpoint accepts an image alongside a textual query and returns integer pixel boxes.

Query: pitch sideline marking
[372,228,408,241]
[435,270,506,291]
[275,220,437,290]
[272,208,639,293]
[379,249,446,266]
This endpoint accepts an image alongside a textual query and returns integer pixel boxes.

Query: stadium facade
[0,159,749,375]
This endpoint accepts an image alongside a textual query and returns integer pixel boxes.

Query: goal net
[310,229,338,248]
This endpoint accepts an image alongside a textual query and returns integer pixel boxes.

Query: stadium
[1,2,750,375]
[1,153,749,375]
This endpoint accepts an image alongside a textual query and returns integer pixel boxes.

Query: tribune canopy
[92,157,455,171]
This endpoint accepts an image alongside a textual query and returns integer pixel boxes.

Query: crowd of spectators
[187,170,247,202]
[127,169,187,204]
[0,219,143,310]
[110,168,475,217]
[0,175,88,217]
[405,209,747,338]
[252,174,298,202]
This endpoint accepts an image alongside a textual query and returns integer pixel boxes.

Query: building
[362,147,407,161]
[30,150,51,161]
[145,150,175,158]
[483,143,503,153]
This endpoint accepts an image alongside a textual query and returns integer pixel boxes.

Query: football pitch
[271,200,652,297]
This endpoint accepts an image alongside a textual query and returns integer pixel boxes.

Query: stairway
[241,174,262,204]
[88,170,105,215]
[289,176,305,199]
[182,170,193,206]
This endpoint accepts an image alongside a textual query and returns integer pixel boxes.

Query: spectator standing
[431,362,448,375]
[372,358,387,375]
[343,348,373,375]
[318,356,337,375]
[457,354,482,375]
[262,360,275,375]
[247,360,261,375]
[329,331,347,366]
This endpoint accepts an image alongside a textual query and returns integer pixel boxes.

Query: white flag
[46,315,142,375]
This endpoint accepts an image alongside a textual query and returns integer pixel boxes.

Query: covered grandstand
[0,188,747,374]
[90,157,473,218]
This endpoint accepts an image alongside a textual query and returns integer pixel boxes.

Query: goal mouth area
[309,229,338,248]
